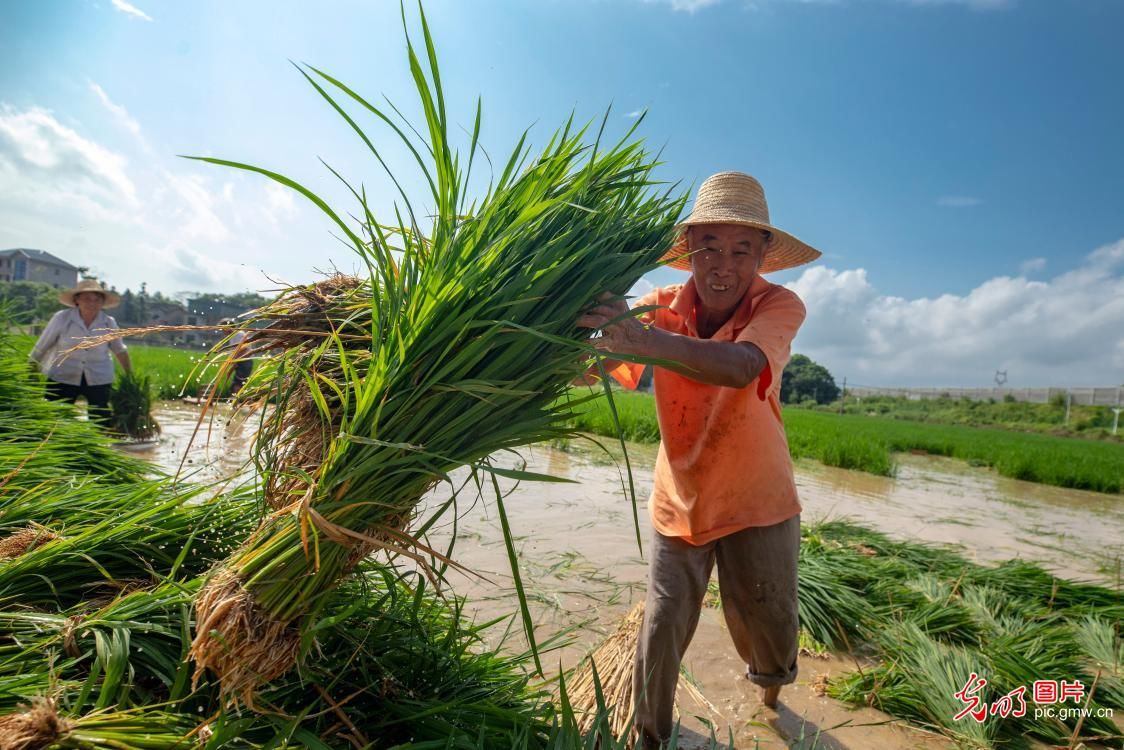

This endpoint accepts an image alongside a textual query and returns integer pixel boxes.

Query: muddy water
[131,404,1122,749]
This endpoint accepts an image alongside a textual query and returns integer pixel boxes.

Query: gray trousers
[632,514,801,743]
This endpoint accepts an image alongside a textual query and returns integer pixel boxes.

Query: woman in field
[29,278,132,425]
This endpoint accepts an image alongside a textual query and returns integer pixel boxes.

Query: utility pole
[1065,390,1072,426]
[839,377,847,414]
[1113,408,1122,437]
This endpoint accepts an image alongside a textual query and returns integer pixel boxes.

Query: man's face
[75,292,105,315]
[687,223,767,317]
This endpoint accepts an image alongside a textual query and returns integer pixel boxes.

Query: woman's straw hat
[58,278,121,309]
[662,171,822,273]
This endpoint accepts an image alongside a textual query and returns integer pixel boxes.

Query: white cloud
[264,181,297,226]
[0,104,138,213]
[788,239,1124,387]
[89,82,143,140]
[625,110,645,119]
[937,195,983,208]
[159,170,230,243]
[111,0,153,21]
[1019,257,1046,275]
[165,246,268,291]
[629,277,655,299]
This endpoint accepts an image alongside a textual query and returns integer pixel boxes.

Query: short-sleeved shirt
[30,308,127,387]
[610,276,805,545]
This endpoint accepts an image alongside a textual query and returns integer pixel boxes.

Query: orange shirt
[611,276,806,545]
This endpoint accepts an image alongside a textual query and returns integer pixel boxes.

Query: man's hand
[576,293,651,357]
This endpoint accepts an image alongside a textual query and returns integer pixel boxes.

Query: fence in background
[846,385,1124,407]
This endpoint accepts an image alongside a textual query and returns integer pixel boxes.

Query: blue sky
[1,0,1122,386]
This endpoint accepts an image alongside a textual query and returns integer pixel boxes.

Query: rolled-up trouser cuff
[747,660,798,687]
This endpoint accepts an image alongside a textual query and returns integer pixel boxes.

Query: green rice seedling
[0,484,258,609]
[0,699,198,750]
[982,616,1121,745]
[187,6,682,703]
[109,371,161,441]
[790,552,869,649]
[1072,616,1124,709]
[0,580,201,713]
[833,622,999,747]
[1,475,147,530]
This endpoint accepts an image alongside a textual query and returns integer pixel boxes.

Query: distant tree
[119,289,137,324]
[780,354,840,405]
[0,281,65,323]
[188,291,272,310]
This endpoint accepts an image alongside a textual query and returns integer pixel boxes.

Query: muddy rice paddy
[127,402,1123,749]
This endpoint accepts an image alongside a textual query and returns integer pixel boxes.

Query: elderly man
[577,171,821,747]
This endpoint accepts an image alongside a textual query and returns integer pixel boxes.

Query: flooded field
[133,402,1123,749]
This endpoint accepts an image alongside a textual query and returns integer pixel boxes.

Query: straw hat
[662,171,822,273]
[58,279,121,309]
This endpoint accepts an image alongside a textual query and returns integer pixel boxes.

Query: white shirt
[30,308,127,387]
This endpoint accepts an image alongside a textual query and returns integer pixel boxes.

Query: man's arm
[576,296,767,389]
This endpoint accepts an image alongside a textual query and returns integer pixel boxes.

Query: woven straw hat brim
[660,219,822,274]
[59,283,121,309]
[660,170,821,273]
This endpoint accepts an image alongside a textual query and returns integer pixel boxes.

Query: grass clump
[108,370,161,441]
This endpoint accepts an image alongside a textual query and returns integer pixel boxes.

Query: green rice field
[568,389,1124,494]
[10,334,230,399]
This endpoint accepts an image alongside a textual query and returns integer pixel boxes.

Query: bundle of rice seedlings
[0,698,197,750]
[0,484,257,609]
[1,475,143,530]
[108,371,161,442]
[247,567,560,747]
[0,580,203,714]
[187,7,682,704]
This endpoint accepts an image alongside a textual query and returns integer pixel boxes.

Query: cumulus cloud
[1020,257,1046,275]
[787,240,1124,387]
[111,0,153,21]
[0,105,138,215]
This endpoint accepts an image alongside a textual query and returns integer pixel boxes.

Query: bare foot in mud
[759,685,781,708]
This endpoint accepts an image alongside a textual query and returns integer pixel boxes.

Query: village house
[0,248,80,288]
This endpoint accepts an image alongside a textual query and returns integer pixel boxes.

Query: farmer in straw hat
[577,171,820,747]
[29,278,132,425]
